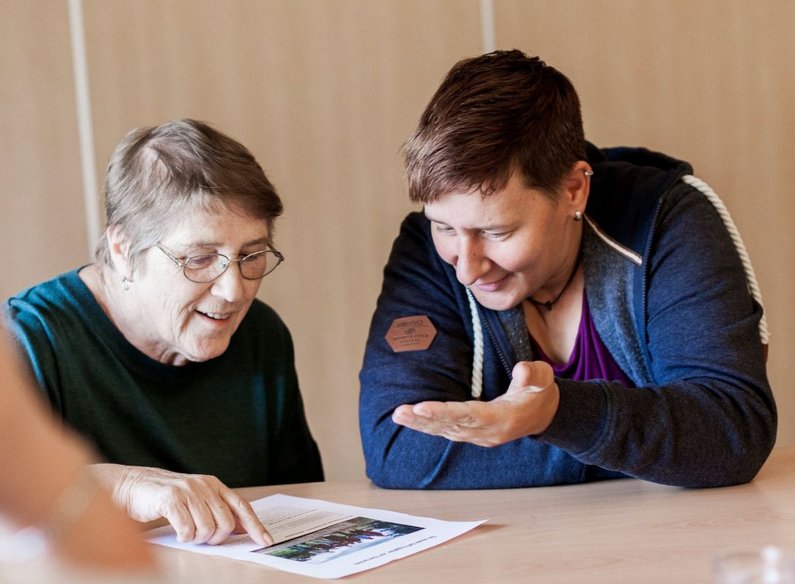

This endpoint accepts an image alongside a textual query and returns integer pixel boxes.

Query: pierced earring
[584,170,594,177]
[574,210,583,222]
[121,276,131,291]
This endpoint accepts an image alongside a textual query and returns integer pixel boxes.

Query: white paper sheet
[147,494,485,579]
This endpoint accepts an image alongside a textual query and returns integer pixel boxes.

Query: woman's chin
[471,289,523,312]
[180,341,231,364]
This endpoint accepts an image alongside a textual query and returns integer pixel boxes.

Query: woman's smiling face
[425,170,583,312]
[121,202,271,366]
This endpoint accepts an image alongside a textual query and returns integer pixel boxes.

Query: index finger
[412,400,475,424]
[220,490,273,546]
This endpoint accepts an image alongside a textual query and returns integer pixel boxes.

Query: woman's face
[123,203,270,366]
[425,171,582,312]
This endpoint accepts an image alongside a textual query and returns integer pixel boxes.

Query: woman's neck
[78,265,177,365]
[523,262,585,364]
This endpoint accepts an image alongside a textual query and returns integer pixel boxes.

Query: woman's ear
[105,225,132,278]
[561,161,592,214]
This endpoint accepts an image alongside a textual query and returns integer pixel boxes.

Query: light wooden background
[2,0,792,482]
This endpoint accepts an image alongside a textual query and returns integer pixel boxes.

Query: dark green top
[6,269,323,487]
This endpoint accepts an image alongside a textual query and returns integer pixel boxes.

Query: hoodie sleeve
[541,182,776,487]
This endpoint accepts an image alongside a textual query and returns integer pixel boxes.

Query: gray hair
[96,119,283,268]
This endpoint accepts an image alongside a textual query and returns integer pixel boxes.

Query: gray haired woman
[6,119,323,546]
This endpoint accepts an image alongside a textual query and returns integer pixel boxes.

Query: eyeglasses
[155,244,284,283]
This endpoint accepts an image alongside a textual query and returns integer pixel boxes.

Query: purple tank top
[531,294,634,386]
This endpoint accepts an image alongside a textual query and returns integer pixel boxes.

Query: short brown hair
[96,119,283,267]
[403,50,586,203]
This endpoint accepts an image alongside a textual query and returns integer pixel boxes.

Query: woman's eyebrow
[179,235,271,249]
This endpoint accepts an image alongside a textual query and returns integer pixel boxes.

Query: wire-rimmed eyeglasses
[155,244,284,283]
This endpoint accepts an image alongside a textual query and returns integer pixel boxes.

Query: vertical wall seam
[68,0,101,259]
[480,0,496,53]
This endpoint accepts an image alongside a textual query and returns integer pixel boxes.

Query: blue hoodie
[359,144,775,489]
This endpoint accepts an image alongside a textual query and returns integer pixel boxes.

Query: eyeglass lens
[183,251,279,282]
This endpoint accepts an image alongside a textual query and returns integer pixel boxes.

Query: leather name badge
[385,315,437,352]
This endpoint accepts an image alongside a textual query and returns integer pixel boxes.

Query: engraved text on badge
[385,315,437,352]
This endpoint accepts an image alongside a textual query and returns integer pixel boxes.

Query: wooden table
[147,447,795,583]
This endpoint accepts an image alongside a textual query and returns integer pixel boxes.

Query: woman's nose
[454,241,489,286]
[210,262,246,302]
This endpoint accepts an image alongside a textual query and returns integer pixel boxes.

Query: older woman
[359,50,776,489]
[6,119,322,545]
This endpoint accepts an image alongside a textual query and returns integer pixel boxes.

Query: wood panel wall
[1,1,87,295]
[2,0,792,482]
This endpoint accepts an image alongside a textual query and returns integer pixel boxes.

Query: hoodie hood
[585,143,694,257]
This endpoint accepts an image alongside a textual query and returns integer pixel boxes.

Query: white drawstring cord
[465,287,484,398]
[681,174,769,345]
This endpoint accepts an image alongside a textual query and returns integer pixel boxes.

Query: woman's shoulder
[4,270,102,378]
[5,269,92,326]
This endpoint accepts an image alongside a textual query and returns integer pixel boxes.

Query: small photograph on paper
[259,516,423,564]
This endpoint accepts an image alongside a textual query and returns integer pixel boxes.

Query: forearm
[363,402,585,489]
[0,326,92,523]
[0,404,94,526]
[542,377,775,487]
[0,333,154,569]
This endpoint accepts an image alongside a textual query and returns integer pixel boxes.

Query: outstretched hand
[92,464,273,546]
[391,361,560,447]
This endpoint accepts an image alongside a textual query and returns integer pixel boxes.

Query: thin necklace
[528,252,582,311]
